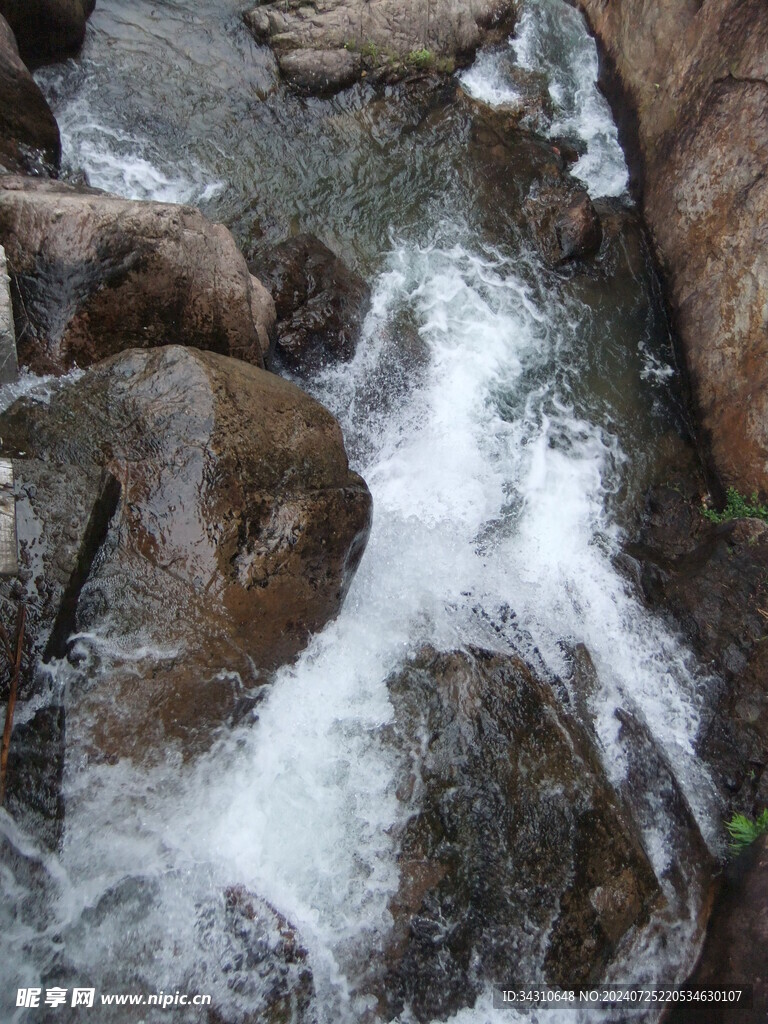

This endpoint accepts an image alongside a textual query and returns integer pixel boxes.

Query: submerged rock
[466,105,603,265]
[278,48,362,97]
[0,14,60,174]
[574,0,768,495]
[245,0,516,94]
[0,0,95,62]
[378,646,660,1021]
[464,60,554,133]
[0,176,273,374]
[252,233,370,375]
[0,346,372,760]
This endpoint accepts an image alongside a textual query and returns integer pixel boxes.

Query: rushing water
[0,0,723,1021]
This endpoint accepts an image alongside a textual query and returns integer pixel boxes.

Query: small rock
[253,233,371,375]
[555,191,603,260]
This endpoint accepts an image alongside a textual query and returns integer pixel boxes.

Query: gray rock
[245,0,517,92]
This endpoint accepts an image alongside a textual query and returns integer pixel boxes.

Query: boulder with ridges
[0,176,272,373]
[245,0,516,93]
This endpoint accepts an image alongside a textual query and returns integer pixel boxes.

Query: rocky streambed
[0,0,767,1022]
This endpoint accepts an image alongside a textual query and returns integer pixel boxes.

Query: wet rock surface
[465,104,604,265]
[207,886,316,1024]
[631,474,768,815]
[0,14,60,174]
[0,0,95,62]
[378,646,660,1021]
[0,458,119,847]
[554,191,602,261]
[245,0,517,93]
[0,176,270,374]
[252,233,370,375]
[575,0,768,495]
[0,243,18,382]
[277,47,363,97]
[0,346,372,761]
[669,836,768,1024]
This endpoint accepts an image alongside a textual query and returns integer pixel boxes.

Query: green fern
[725,809,768,853]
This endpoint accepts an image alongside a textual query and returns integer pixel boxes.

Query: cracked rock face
[245,0,517,93]
[0,346,372,761]
[575,0,768,495]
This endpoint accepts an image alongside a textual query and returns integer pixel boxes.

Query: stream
[1,0,724,1021]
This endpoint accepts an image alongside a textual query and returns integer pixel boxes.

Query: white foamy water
[1,230,717,1024]
[35,68,224,204]
[461,0,629,198]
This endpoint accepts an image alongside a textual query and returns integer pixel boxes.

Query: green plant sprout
[725,809,768,853]
[408,48,434,69]
[702,487,768,524]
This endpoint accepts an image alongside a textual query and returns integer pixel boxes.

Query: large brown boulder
[252,233,370,375]
[575,0,768,495]
[245,0,516,94]
[0,0,95,62]
[0,346,372,760]
[376,647,661,1021]
[0,14,60,174]
[0,176,274,373]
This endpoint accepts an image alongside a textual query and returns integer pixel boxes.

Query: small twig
[0,604,27,807]
[0,619,14,663]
